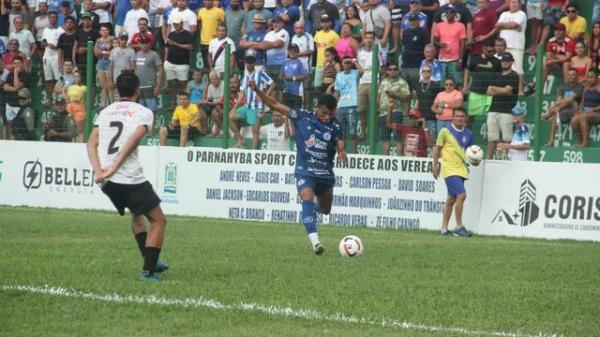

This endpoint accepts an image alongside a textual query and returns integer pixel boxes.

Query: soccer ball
[465,145,483,165]
[338,235,363,257]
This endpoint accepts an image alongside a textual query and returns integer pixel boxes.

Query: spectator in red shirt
[469,0,498,56]
[544,23,575,82]
[386,97,432,157]
[130,18,155,51]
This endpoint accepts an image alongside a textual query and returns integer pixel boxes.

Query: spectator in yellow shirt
[159,92,202,147]
[313,14,339,87]
[65,71,87,143]
[559,4,588,41]
[198,0,225,70]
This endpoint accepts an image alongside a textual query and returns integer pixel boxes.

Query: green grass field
[1,206,599,337]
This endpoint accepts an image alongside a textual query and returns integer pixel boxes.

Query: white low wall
[1,141,597,241]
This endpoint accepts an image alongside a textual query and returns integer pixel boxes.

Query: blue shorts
[96,58,110,72]
[337,107,357,137]
[445,176,466,198]
[296,175,335,196]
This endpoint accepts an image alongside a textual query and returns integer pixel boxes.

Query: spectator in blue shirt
[334,56,362,153]
[401,0,429,31]
[281,44,307,109]
[240,14,268,69]
[273,0,300,37]
[114,0,133,35]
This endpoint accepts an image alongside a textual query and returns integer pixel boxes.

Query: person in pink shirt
[335,23,359,60]
[432,77,464,131]
[432,5,466,85]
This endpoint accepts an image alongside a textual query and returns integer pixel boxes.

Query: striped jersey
[241,70,273,110]
[94,100,153,184]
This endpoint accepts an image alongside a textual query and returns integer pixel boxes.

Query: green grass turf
[1,206,599,337]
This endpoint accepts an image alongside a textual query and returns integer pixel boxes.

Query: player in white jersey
[87,73,168,281]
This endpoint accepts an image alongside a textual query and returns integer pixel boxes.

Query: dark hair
[317,94,338,111]
[495,37,506,45]
[566,3,577,11]
[138,17,149,24]
[324,47,341,64]
[217,23,227,32]
[453,107,466,116]
[48,10,58,17]
[116,73,140,98]
[64,16,76,24]
[345,4,360,20]
[178,92,189,97]
[13,55,23,63]
[364,31,375,38]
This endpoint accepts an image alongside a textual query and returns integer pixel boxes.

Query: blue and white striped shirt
[241,70,274,110]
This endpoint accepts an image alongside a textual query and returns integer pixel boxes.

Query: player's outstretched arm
[249,80,290,116]
[86,127,103,183]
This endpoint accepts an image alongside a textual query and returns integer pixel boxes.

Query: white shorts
[164,61,190,81]
[5,104,20,121]
[507,48,524,76]
[526,2,543,20]
[487,112,513,142]
[43,56,60,81]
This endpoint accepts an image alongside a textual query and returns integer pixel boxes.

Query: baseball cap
[171,13,183,24]
[554,23,566,31]
[512,105,526,116]
[245,49,257,62]
[445,4,457,13]
[60,1,70,7]
[81,12,92,19]
[321,13,331,22]
[288,43,300,51]
[17,88,31,99]
[408,108,422,119]
[119,31,128,39]
[500,52,514,62]
[252,14,266,23]
[409,0,421,4]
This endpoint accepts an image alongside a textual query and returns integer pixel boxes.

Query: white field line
[1,284,565,337]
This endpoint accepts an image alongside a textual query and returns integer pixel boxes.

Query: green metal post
[368,44,379,154]
[84,40,94,141]
[533,44,544,161]
[222,44,231,149]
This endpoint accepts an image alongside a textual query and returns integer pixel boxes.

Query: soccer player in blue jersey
[249,80,347,255]
[432,107,476,237]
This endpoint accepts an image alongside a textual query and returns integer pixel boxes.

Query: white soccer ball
[465,145,483,165]
[338,235,363,257]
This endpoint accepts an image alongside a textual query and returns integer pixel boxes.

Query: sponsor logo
[161,162,179,204]
[304,134,316,148]
[297,179,305,186]
[22,160,95,193]
[323,132,331,141]
[492,179,539,227]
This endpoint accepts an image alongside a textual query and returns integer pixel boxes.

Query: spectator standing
[225,0,245,65]
[559,4,588,41]
[92,0,113,30]
[52,59,75,102]
[123,0,149,40]
[571,71,600,148]
[114,0,132,36]
[80,0,101,31]
[485,52,519,159]
[73,12,99,81]
[421,0,440,24]
[57,16,76,67]
[252,110,292,150]
[65,71,86,142]
[9,16,35,59]
[57,1,77,28]
[130,18,155,51]
[231,50,274,148]
[589,22,600,72]
[207,24,236,74]
[335,23,359,60]
[495,0,526,94]
[432,0,472,40]
[356,31,374,141]
[386,98,433,157]
[542,68,583,147]
[314,15,339,88]
[135,34,163,112]
[432,6,466,85]
[32,1,49,60]
[3,56,29,139]
[378,62,411,155]
[463,40,500,123]
[240,14,267,71]
[432,77,463,132]
[159,92,202,146]
[415,64,442,140]
[94,24,112,107]
[273,0,300,38]
[362,0,391,49]
[242,0,273,34]
[469,0,497,56]
[321,46,340,93]
[401,0,429,32]
[291,21,314,75]
[165,0,197,38]
[401,12,428,86]
[307,0,339,35]
[496,105,530,161]
[344,4,362,39]
[539,0,570,49]
[281,44,307,110]
[164,14,193,108]
[420,43,442,82]
[41,11,63,107]
[263,15,289,81]
[334,57,361,153]
[44,97,75,142]
[198,0,225,71]
[109,32,136,90]
[6,0,31,34]
[526,0,542,55]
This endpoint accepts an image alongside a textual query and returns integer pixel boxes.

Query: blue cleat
[453,227,473,237]
[155,260,169,273]
[140,273,160,282]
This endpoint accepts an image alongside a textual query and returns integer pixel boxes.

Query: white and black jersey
[95,101,153,185]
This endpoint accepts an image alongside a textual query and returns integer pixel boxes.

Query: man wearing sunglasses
[558,4,588,41]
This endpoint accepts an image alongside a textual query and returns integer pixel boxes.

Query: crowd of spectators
[0,0,599,156]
